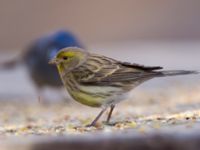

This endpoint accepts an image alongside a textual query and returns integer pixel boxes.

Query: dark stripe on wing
[120,62,163,71]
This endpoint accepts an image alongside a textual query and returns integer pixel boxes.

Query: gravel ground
[0,86,200,150]
[0,85,200,137]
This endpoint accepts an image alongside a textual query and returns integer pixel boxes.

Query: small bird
[49,47,198,126]
[0,31,84,93]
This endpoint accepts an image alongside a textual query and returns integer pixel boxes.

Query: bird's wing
[74,55,163,84]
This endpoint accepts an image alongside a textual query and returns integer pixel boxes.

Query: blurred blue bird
[0,30,84,91]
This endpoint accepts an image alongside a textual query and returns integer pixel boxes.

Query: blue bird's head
[47,30,84,60]
[24,30,84,88]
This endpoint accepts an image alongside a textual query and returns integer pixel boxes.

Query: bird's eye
[63,56,68,60]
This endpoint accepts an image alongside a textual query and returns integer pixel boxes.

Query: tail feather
[159,70,199,77]
[0,58,21,70]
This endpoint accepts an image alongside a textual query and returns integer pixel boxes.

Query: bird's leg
[106,104,115,124]
[35,87,44,104]
[86,107,107,127]
[36,89,42,103]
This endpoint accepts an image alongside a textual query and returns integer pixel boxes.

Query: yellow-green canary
[49,47,198,126]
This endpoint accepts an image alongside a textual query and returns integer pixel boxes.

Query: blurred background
[1,0,200,49]
[0,0,200,100]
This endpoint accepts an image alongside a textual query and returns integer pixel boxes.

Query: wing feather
[72,54,163,84]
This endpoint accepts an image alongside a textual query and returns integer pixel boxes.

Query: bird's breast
[62,74,126,107]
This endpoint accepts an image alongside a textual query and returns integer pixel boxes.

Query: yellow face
[49,47,88,75]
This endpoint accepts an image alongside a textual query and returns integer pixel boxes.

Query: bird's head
[49,47,88,75]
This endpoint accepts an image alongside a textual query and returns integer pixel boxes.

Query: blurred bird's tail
[0,57,21,70]
[159,70,199,77]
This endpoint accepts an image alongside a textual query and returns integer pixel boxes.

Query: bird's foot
[85,122,103,128]
[85,123,97,128]
[85,124,93,128]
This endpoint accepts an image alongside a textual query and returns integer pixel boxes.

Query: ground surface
[1,87,200,150]
[0,85,200,137]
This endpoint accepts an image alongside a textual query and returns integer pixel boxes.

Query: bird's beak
[49,58,58,65]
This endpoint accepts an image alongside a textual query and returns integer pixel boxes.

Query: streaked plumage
[50,47,198,126]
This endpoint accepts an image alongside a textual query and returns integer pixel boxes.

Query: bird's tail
[0,57,21,70]
[159,70,199,77]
